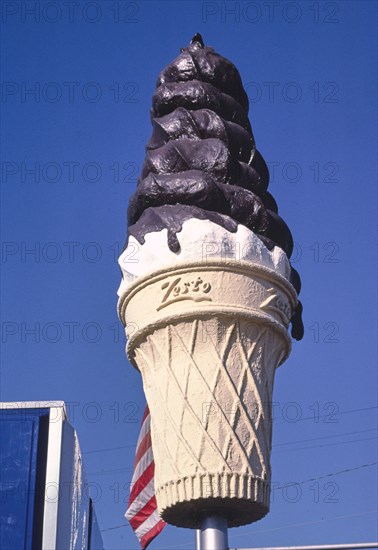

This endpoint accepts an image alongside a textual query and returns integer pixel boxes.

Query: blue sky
[1,1,377,548]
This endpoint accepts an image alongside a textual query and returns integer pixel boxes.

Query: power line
[230,510,378,541]
[83,408,378,455]
[274,435,378,454]
[87,434,378,474]
[99,464,377,534]
[101,524,129,533]
[155,511,378,549]
[87,467,133,476]
[275,406,377,424]
[84,427,377,455]
[85,431,378,460]
[83,444,135,455]
[274,461,377,489]
[274,428,378,447]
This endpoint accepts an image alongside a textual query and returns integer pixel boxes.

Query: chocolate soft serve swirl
[126,35,304,340]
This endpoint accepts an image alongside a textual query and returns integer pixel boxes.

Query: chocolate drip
[129,170,267,228]
[126,35,304,340]
[129,205,238,254]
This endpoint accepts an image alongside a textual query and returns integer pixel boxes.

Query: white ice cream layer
[117,218,291,296]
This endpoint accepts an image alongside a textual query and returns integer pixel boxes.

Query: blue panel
[56,421,91,550]
[0,408,49,550]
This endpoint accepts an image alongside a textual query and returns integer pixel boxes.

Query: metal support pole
[196,529,202,550]
[200,514,229,550]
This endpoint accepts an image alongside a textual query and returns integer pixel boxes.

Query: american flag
[125,405,166,549]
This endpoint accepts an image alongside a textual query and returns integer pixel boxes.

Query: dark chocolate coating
[141,139,267,194]
[152,81,252,133]
[126,36,304,340]
[129,171,268,235]
[147,108,255,163]
[156,40,249,111]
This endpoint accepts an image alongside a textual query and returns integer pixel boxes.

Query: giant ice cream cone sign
[118,35,303,529]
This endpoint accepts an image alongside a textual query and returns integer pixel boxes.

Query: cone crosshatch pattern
[119,261,295,527]
[136,318,285,527]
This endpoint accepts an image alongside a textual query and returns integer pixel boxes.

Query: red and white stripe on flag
[125,405,166,549]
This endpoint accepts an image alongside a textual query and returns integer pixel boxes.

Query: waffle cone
[118,260,297,528]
